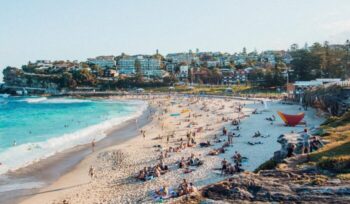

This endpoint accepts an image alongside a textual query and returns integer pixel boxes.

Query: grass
[337,173,350,180]
[254,158,278,173]
[322,111,350,128]
[306,111,350,176]
[144,84,284,98]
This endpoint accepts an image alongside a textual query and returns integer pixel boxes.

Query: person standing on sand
[135,119,139,129]
[221,158,228,175]
[141,130,146,139]
[302,129,310,154]
[91,139,95,152]
[228,132,233,144]
[89,165,95,180]
[222,127,227,136]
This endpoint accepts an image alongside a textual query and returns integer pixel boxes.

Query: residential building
[166,53,199,64]
[206,60,220,68]
[165,62,176,73]
[142,57,162,77]
[87,56,116,68]
[179,65,189,78]
[118,56,163,77]
[118,57,136,74]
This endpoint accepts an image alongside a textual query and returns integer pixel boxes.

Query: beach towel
[181,109,191,113]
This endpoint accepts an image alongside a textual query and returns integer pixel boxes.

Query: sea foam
[22,97,93,104]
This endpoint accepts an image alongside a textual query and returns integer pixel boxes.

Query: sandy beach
[17,94,323,204]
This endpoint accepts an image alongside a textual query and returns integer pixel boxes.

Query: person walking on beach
[222,127,227,136]
[228,133,233,144]
[221,158,228,175]
[186,131,191,143]
[91,139,96,152]
[89,165,95,180]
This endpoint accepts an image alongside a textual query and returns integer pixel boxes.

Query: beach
[14,94,323,204]
[0,98,151,204]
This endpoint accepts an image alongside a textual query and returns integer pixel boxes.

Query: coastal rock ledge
[177,171,350,204]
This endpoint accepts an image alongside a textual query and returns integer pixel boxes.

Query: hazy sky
[1,0,350,81]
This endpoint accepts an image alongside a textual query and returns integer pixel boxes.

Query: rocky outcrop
[302,85,349,116]
[273,132,303,161]
[198,171,350,203]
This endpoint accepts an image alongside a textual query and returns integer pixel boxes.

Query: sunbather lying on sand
[155,186,169,197]
[136,164,168,181]
[247,141,263,145]
[187,154,203,166]
[199,140,211,147]
[252,131,261,137]
[208,147,225,155]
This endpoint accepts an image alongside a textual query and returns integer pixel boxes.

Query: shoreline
[0,103,152,204]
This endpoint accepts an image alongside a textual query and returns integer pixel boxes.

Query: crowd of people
[90,94,325,202]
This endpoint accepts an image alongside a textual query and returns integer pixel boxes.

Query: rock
[328,178,341,185]
[231,187,254,200]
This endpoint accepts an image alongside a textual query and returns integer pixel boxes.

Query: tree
[3,66,24,85]
[211,68,222,84]
[73,68,97,86]
[91,64,103,76]
[290,49,319,81]
[61,72,77,89]
[163,74,178,85]
[290,43,299,52]
[272,63,285,86]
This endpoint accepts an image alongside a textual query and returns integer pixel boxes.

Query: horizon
[1,0,350,82]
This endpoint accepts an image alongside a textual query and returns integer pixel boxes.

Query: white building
[118,56,163,77]
[118,58,136,74]
[87,56,116,68]
[142,58,162,77]
[166,53,199,64]
[179,65,189,78]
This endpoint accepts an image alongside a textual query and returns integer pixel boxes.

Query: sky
[1,0,350,82]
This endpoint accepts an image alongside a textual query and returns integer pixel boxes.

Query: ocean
[0,96,147,175]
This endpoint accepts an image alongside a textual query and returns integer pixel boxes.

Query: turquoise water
[0,96,146,174]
